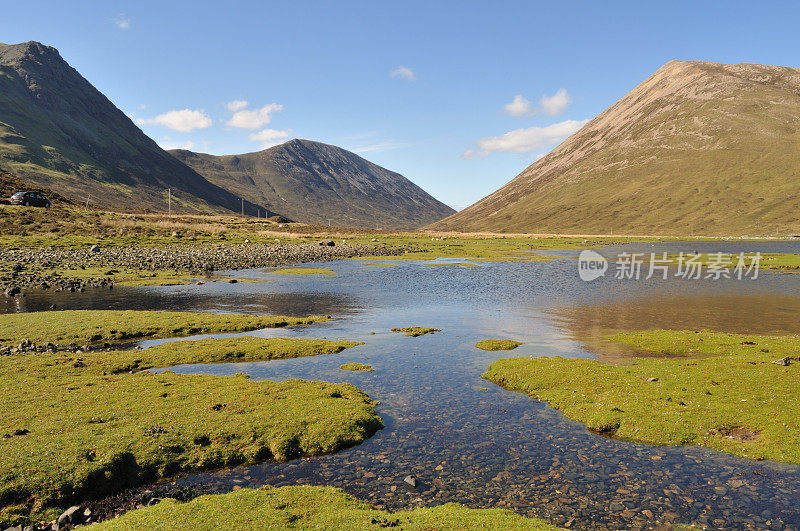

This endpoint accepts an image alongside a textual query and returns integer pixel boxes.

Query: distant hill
[170,139,455,229]
[0,41,260,214]
[431,60,800,236]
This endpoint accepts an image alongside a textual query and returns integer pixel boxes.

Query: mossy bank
[92,485,559,530]
[0,311,379,527]
[483,330,800,463]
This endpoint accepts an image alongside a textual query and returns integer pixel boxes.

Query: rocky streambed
[1,241,410,296]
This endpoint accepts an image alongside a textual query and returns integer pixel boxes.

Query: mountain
[431,60,800,236]
[170,139,455,229]
[0,41,260,214]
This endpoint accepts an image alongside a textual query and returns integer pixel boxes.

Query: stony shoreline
[1,241,410,296]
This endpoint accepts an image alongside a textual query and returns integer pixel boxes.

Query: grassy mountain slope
[0,41,260,214]
[431,60,800,236]
[171,139,455,229]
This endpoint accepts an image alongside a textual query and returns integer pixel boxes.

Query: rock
[57,505,83,525]
[244,238,251,243]
[646,377,659,382]
[147,497,162,506]
[371,238,380,242]
[228,279,238,284]
[772,357,792,366]
[4,286,20,297]
[12,429,29,436]
[89,244,100,252]
[403,474,419,488]
[171,231,181,238]
[19,339,30,349]
[318,239,335,246]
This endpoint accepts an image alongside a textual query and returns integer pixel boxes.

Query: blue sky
[3,1,800,210]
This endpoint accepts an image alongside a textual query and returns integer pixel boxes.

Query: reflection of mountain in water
[1,286,359,318]
[549,293,800,361]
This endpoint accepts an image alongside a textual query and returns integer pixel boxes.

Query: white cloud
[390,66,416,81]
[138,109,212,132]
[539,88,572,115]
[462,119,588,158]
[503,95,534,117]
[115,15,130,30]
[158,138,195,151]
[503,88,572,117]
[226,100,248,112]
[249,128,291,149]
[227,103,283,130]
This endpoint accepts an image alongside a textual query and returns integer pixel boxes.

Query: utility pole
[85,195,90,208]
[168,188,171,217]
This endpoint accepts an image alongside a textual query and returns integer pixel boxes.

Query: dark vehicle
[10,191,50,207]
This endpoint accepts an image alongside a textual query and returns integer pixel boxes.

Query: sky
[3,1,800,210]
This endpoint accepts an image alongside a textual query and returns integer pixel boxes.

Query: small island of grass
[339,362,374,372]
[391,327,441,337]
[475,339,523,351]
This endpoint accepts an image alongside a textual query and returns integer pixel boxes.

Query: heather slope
[432,60,800,236]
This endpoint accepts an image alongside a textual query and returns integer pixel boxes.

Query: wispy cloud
[337,131,406,154]
[249,128,291,149]
[225,100,248,112]
[462,119,588,158]
[227,103,283,130]
[114,15,131,30]
[137,109,212,132]
[503,88,572,117]
[158,138,195,151]
[390,66,416,81]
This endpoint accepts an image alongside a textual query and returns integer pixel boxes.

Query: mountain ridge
[170,139,455,229]
[0,41,262,214]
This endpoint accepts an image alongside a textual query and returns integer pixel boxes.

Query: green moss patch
[475,339,523,351]
[391,327,441,337]
[339,362,374,372]
[0,337,380,526]
[0,310,326,347]
[425,262,481,267]
[92,485,558,530]
[269,267,336,275]
[483,330,800,463]
[98,337,363,374]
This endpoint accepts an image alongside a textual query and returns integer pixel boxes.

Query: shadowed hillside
[171,139,455,229]
[0,41,261,214]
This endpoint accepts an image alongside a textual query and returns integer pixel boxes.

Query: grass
[425,262,481,267]
[0,332,380,526]
[475,339,523,351]
[269,267,336,275]
[92,485,559,530]
[98,337,364,374]
[0,310,327,347]
[359,261,399,267]
[391,327,441,337]
[483,329,800,463]
[339,362,374,372]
